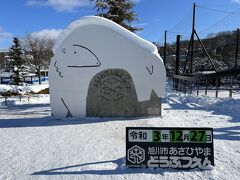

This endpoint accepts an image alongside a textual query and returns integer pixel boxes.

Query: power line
[157,3,240,44]
[198,6,240,33]
[197,4,240,7]
[156,7,193,43]
[197,5,240,15]
[167,31,191,35]
[167,8,192,32]
[167,31,211,35]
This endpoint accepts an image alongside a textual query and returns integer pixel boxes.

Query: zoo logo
[100,76,124,101]
[127,145,145,164]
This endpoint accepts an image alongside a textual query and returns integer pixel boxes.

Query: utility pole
[176,35,181,76]
[190,2,196,74]
[184,3,217,74]
[175,35,181,90]
[163,30,167,66]
[235,28,239,68]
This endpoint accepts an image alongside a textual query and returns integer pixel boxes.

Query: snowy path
[0,91,240,179]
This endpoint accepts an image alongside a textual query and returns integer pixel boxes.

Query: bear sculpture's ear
[147,90,161,116]
[146,65,154,75]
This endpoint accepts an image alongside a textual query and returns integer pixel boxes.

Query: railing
[172,67,240,98]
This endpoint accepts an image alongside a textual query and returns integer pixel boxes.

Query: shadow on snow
[1,93,239,141]
[0,103,149,128]
[31,157,211,176]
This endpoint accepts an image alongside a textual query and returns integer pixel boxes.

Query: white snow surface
[53,16,158,56]
[0,83,49,94]
[0,82,240,180]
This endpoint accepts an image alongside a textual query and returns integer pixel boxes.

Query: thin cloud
[0,27,12,41]
[26,0,142,12]
[0,27,13,49]
[132,0,142,3]
[153,19,161,23]
[30,29,62,39]
[26,0,91,12]
[232,0,240,3]
[134,22,148,27]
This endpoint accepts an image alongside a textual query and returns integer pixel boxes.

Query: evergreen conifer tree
[9,37,25,85]
[93,0,142,32]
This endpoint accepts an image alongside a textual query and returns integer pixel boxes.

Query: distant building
[0,49,49,84]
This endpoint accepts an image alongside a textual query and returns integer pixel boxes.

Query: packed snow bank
[0,81,240,180]
[0,83,49,94]
[0,83,49,107]
[0,94,50,107]
[54,16,158,55]
[167,91,240,113]
[166,81,240,122]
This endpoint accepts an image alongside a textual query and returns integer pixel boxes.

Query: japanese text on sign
[126,127,214,169]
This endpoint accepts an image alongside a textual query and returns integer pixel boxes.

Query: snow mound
[0,83,49,94]
[165,81,240,113]
[0,84,32,94]
[53,16,158,55]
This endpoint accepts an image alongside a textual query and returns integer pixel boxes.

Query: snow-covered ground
[193,89,240,99]
[0,82,240,180]
[0,83,49,94]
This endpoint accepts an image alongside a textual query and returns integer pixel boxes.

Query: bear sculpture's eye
[61,48,66,53]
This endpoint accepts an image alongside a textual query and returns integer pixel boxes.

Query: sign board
[126,127,214,169]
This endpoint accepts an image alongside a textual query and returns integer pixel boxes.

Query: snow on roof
[40,69,49,72]
[200,71,216,74]
[23,73,36,77]
[0,49,9,53]
[53,16,158,55]
[0,72,13,78]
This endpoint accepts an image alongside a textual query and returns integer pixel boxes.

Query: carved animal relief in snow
[49,16,166,119]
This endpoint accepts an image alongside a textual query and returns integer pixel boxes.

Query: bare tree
[23,34,55,84]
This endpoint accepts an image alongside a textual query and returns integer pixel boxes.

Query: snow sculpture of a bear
[49,16,166,119]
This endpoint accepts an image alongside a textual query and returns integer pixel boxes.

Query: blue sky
[1,0,240,49]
